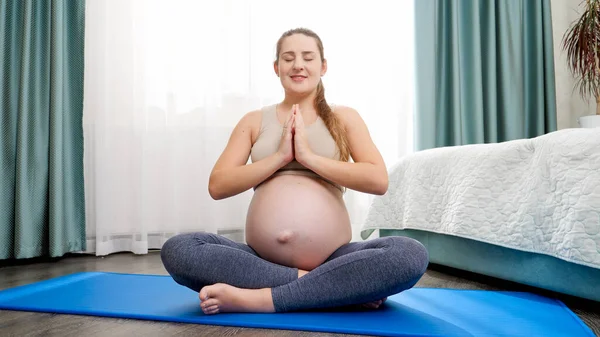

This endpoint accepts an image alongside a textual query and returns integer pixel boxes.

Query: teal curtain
[414,0,557,151]
[0,0,86,259]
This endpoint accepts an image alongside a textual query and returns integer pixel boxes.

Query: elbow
[373,171,388,195]
[374,178,388,195]
[208,186,222,200]
[208,175,225,200]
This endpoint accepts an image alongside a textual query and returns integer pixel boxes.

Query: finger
[284,108,294,129]
[283,118,295,140]
[295,109,304,128]
[291,115,296,133]
[291,117,296,135]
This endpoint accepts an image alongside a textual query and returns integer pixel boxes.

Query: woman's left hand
[292,104,314,167]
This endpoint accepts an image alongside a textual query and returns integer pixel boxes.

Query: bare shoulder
[331,105,366,130]
[240,109,262,125]
[331,105,384,168]
[237,108,263,143]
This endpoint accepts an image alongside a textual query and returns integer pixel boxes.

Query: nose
[292,59,305,70]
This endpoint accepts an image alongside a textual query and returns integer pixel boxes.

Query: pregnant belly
[245,174,352,271]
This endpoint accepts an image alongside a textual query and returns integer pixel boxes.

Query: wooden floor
[0,251,598,337]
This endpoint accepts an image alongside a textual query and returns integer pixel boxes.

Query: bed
[361,128,600,301]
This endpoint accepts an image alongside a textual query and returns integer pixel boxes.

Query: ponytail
[314,80,350,162]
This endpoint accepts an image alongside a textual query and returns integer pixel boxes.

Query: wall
[551,0,597,129]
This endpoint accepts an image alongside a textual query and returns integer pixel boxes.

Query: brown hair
[275,28,350,162]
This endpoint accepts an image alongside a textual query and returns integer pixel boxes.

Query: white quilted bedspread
[361,128,600,269]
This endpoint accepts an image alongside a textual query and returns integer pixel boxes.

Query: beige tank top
[250,104,344,192]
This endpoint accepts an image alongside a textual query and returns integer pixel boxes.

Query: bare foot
[199,283,275,315]
[360,297,388,309]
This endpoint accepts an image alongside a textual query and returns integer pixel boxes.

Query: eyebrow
[281,51,316,56]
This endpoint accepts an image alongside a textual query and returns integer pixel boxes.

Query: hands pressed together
[277,104,314,167]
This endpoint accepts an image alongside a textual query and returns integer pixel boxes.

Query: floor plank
[0,252,598,337]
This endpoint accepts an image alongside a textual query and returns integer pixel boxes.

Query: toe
[205,304,219,312]
[201,298,219,310]
[199,287,211,301]
[362,300,385,309]
[361,302,378,309]
[204,307,219,315]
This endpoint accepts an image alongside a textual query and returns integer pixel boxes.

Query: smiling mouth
[290,75,307,82]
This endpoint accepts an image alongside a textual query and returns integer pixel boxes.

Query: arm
[301,107,388,195]
[208,111,287,200]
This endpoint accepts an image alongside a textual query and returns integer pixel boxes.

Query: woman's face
[275,34,327,96]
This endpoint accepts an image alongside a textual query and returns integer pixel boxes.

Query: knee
[386,236,429,284]
[160,232,210,273]
[160,234,188,273]
[407,237,429,276]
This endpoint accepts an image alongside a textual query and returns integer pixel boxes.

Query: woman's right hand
[277,105,296,165]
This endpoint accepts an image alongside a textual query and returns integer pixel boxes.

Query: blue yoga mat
[0,272,593,337]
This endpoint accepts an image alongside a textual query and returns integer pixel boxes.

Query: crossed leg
[161,232,429,314]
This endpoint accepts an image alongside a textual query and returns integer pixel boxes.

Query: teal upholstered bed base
[380,229,600,302]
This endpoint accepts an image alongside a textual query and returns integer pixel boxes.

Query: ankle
[256,288,275,312]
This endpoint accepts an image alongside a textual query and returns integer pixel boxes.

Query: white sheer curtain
[83,0,415,256]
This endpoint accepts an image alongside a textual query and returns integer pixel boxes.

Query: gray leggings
[160,232,429,312]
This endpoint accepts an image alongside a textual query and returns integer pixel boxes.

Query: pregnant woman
[161,28,429,315]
